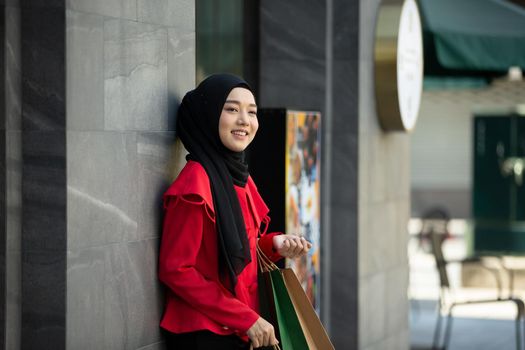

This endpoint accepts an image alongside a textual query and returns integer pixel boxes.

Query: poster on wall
[285,110,321,312]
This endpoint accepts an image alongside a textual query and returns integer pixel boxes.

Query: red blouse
[159,161,282,338]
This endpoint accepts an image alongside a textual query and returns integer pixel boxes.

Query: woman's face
[218,87,259,152]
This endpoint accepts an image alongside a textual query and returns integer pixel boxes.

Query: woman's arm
[159,195,259,332]
[258,232,311,261]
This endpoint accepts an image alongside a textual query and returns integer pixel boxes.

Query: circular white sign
[396,0,424,131]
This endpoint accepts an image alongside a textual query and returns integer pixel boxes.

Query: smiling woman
[158,74,311,349]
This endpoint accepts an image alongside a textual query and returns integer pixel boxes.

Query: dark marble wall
[327,0,360,347]
[20,0,67,348]
[259,0,359,348]
[1,4,6,348]
[2,1,23,349]
[259,0,326,110]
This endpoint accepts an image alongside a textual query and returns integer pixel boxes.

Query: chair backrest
[420,208,451,288]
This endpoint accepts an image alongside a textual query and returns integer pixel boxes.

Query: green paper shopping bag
[257,246,309,350]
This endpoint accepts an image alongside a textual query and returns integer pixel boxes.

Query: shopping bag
[257,266,280,341]
[257,244,335,350]
[257,246,309,350]
[282,269,335,350]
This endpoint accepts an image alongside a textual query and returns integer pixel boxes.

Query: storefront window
[196,0,244,83]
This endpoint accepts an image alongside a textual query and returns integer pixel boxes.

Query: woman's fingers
[274,234,312,258]
[247,317,278,348]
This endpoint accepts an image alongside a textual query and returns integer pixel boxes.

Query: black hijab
[176,74,254,291]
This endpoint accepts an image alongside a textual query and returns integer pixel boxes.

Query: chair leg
[443,306,455,350]
[515,315,521,350]
[433,311,443,350]
[513,299,525,350]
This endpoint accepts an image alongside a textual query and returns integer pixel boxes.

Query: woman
[159,74,311,349]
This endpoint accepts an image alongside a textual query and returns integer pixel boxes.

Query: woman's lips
[231,130,248,136]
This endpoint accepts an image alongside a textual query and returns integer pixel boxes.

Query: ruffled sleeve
[246,176,283,262]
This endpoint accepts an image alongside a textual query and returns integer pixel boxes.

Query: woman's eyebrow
[224,100,257,108]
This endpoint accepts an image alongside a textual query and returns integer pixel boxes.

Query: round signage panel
[374,0,423,132]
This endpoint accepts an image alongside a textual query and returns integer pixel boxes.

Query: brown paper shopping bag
[282,269,335,350]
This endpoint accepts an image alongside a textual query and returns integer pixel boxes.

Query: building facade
[1,1,410,349]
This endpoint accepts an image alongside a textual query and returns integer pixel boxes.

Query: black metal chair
[420,208,525,350]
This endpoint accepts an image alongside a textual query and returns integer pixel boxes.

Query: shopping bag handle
[256,244,279,272]
[249,343,281,350]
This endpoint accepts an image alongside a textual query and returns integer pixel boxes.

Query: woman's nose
[237,111,249,125]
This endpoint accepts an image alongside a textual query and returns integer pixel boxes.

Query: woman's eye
[226,107,238,112]
[249,110,257,116]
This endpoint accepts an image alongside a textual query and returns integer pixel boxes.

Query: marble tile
[66,247,105,349]
[397,329,410,350]
[137,341,166,350]
[395,199,410,266]
[167,29,195,131]
[331,60,359,134]
[330,131,358,206]
[20,0,63,9]
[358,201,369,277]
[367,135,388,203]
[359,0,381,62]
[66,10,104,131]
[363,202,396,275]
[358,60,375,137]
[104,19,168,131]
[332,0,359,60]
[260,0,325,61]
[67,131,138,249]
[5,6,22,131]
[21,249,66,349]
[385,134,410,201]
[22,130,66,252]
[385,266,409,335]
[0,133,5,346]
[259,58,325,109]
[6,131,22,252]
[4,0,20,7]
[328,204,358,349]
[359,272,387,347]
[103,240,164,349]
[5,130,22,350]
[137,132,174,240]
[137,0,194,29]
[6,249,21,350]
[66,0,136,20]
[21,7,66,130]
[358,125,369,206]
[21,139,66,350]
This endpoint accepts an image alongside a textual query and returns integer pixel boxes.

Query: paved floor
[408,224,524,350]
[410,299,521,350]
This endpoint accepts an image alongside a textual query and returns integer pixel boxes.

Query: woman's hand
[273,234,312,259]
[247,317,279,348]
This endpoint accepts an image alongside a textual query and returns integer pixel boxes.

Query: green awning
[419,0,525,75]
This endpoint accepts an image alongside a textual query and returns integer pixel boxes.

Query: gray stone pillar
[2,1,23,349]
[20,1,67,348]
[259,1,359,348]
[2,0,195,349]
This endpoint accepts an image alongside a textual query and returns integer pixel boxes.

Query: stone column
[20,1,67,348]
[1,1,23,349]
[2,0,195,349]
[258,1,360,348]
[65,0,194,349]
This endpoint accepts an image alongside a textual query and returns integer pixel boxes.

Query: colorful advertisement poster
[285,111,321,313]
